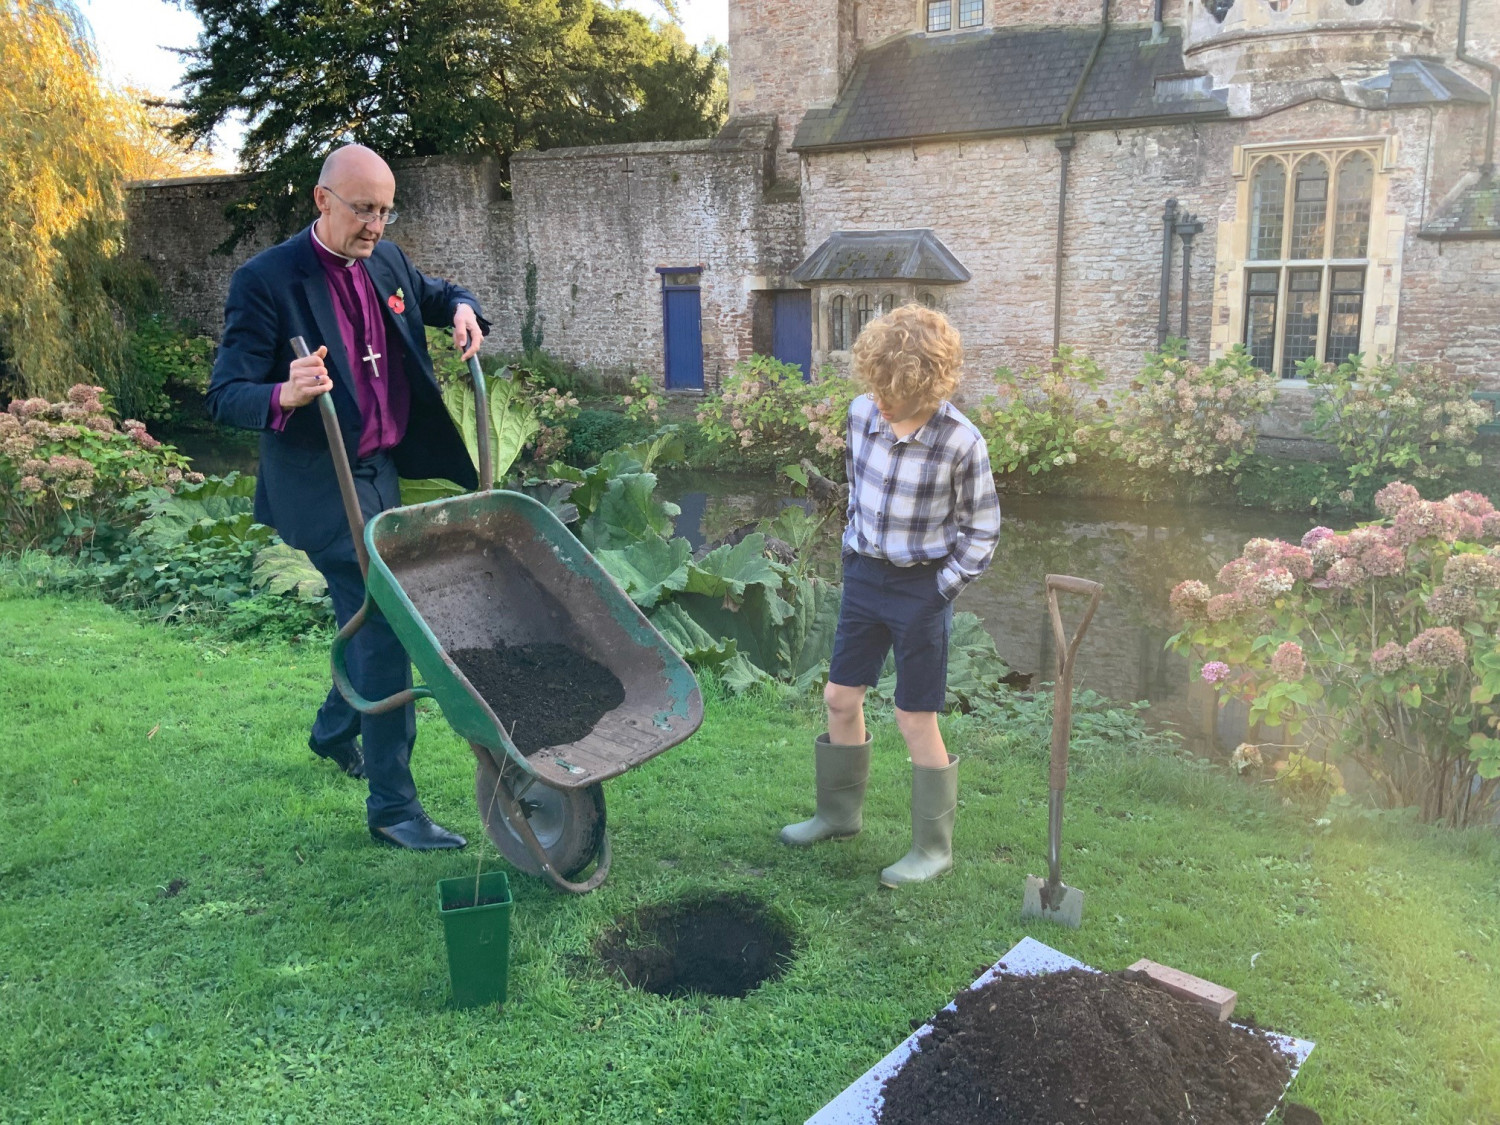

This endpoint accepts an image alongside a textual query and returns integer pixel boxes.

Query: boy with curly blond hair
[781,304,1001,886]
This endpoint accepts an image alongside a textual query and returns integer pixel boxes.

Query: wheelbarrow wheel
[474,748,606,882]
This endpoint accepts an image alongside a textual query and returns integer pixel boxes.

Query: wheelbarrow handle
[467,356,494,492]
[330,598,435,714]
[291,336,370,577]
[1044,574,1103,792]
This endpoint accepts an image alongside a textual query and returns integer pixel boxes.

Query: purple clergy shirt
[268,227,410,460]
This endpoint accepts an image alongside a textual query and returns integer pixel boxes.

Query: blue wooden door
[663,287,704,390]
[772,290,812,379]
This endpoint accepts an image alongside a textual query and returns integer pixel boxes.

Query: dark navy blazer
[206,225,484,553]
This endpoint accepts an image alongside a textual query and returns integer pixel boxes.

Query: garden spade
[1023,574,1103,930]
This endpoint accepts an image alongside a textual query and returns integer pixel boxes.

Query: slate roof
[1420,171,1500,241]
[1355,58,1490,107]
[792,25,1225,152]
[791,229,971,284]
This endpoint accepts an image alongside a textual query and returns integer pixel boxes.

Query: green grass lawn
[2,592,1498,1124]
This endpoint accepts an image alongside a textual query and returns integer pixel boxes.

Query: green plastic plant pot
[436,870,513,1008]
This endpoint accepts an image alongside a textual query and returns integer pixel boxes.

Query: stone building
[129,0,1500,400]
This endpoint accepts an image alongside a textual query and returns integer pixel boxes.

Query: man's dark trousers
[306,453,420,829]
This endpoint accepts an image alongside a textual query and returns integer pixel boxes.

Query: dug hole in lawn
[810,938,1314,1125]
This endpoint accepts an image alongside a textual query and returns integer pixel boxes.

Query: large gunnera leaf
[403,369,539,502]
[251,541,328,601]
[594,535,693,609]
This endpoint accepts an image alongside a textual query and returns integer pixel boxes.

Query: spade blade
[1022,874,1084,929]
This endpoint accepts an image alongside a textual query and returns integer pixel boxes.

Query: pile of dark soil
[878,968,1294,1125]
[451,641,624,754]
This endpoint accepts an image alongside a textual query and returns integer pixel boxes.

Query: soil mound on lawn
[877,968,1294,1125]
[451,642,624,753]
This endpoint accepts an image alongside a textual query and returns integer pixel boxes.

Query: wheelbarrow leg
[471,744,612,895]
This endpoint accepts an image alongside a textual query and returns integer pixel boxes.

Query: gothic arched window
[919,291,938,309]
[829,296,848,351]
[1248,159,1286,261]
[854,294,873,337]
[880,293,896,315]
[1333,152,1373,259]
[1289,155,1329,260]
[1241,146,1378,378]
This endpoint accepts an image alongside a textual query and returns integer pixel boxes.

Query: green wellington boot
[779,733,873,846]
[879,754,959,887]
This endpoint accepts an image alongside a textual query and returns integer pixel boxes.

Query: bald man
[207,145,485,850]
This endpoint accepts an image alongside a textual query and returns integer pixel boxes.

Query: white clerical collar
[311,223,357,268]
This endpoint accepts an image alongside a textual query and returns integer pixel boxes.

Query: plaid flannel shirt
[841,394,1002,600]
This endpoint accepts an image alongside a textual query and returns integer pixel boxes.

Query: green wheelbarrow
[294,338,703,894]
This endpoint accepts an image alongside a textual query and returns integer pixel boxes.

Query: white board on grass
[806,936,1315,1125]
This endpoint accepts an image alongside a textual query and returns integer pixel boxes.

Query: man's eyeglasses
[320,186,399,226]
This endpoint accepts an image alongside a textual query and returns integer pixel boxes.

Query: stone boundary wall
[124,156,516,342]
[510,125,802,389]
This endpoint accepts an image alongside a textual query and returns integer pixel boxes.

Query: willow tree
[0,0,130,397]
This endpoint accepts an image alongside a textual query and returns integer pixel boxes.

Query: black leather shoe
[369,815,467,851]
[309,734,365,779]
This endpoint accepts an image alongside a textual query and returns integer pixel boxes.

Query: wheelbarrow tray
[363,489,703,792]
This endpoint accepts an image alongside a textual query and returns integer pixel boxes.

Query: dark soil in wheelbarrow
[451,642,624,754]
[877,968,1295,1125]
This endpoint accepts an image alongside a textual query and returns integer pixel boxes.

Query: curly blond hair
[850,303,963,410]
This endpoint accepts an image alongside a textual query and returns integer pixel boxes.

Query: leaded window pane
[880,293,896,315]
[1333,152,1373,258]
[919,291,937,309]
[1289,156,1329,260]
[830,296,847,351]
[1281,268,1322,377]
[927,0,952,32]
[1249,160,1286,261]
[1325,268,1365,364]
[1245,271,1279,374]
[959,0,983,27]
[855,294,873,336]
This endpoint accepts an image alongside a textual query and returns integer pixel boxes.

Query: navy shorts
[829,552,954,713]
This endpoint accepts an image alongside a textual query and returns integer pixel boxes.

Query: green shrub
[973,347,1111,475]
[694,355,860,476]
[115,315,215,424]
[1302,353,1489,486]
[1111,342,1279,476]
[563,409,647,466]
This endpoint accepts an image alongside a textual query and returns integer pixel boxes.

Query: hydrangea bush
[0,385,195,553]
[1169,482,1500,826]
[1301,353,1489,485]
[1112,343,1279,476]
[695,355,860,475]
[973,347,1111,475]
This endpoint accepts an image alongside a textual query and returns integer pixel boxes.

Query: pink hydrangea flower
[1169,580,1212,621]
[1370,641,1406,675]
[1301,526,1336,551]
[1201,661,1231,684]
[1374,481,1422,518]
[1325,558,1368,589]
[1404,626,1467,670]
[1205,593,1244,623]
[1444,553,1500,590]
[1446,491,1496,518]
[1425,584,1479,623]
[1271,641,1306,682]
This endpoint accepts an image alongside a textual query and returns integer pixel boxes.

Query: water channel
[164,436,1319,757]
[667,471,1319,758]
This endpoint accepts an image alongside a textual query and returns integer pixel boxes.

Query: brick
[1127,959,1238,1021]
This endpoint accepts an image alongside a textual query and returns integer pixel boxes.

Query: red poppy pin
[387,287,405,315]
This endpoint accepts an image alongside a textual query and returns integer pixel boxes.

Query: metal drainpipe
[1053,135,1075,358]
[1157,197,1179,348]
[1458,0,1499,172]
[1054,0,1111,361]
[1151,0,1164,43]
[1177,211,1204,341]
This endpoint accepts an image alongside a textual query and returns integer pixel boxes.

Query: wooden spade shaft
[1044,574,1103,892]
